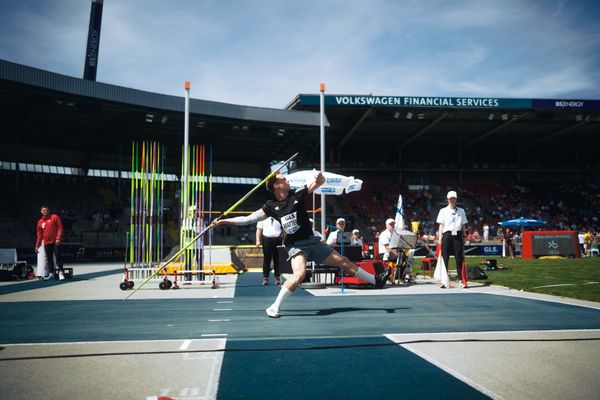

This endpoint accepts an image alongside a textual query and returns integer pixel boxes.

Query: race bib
[280,212,300,234]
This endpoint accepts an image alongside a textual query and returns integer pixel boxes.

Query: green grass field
[462,256,600,302]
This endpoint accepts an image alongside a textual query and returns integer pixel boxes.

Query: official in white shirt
[436,191,469,287]
[256,217,283,285]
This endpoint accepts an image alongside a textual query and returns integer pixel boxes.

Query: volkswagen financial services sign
[297,95,600,110]
[298,95,530,108]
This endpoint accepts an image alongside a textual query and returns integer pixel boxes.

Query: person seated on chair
[351,229,368,258]
[401,248,415,282]
[326,217,346,246]
[378,218,398,263]
[350,229,363,246]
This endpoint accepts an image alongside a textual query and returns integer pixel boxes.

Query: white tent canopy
[286,170,363,195]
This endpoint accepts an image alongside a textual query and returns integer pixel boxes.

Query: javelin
[124,152,299,300]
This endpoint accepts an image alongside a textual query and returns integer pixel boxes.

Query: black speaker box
[467,266,487,280]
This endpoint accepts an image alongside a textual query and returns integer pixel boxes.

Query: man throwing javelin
[212,170,391,318]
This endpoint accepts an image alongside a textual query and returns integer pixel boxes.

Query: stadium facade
[1,58,599,259]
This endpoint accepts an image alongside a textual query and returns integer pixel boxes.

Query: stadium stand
[2,167,600,262]
[330,176,600,246]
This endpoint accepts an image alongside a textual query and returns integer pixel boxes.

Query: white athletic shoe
[266,305,279,318]
[59,272,66,281]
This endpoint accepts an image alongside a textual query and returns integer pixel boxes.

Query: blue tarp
[499,217,546,227]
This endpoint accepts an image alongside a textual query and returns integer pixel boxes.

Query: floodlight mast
[83,0,104,81]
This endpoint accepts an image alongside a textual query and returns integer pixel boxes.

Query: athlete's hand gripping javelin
[307,170,325,193]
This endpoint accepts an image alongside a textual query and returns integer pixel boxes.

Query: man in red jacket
[35,205,65,280]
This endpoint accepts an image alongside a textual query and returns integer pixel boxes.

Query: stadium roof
[0,59,325,172]
[2,58,599,183]
[287,94,600,182]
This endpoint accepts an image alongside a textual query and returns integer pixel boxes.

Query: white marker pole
[183,81,191,237]
[319,83,326,235]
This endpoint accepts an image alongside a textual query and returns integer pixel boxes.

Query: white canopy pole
[319,83,326,235]
[183,81,190,224]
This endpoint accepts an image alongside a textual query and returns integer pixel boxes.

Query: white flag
[433,256,449,288]
[394,194,405,230]
[36,241,48,277]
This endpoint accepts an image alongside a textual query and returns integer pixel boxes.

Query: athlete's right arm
[212,209,267,227]
[307,170,325,194]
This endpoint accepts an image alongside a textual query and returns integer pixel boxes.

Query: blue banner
[298,95,532,109]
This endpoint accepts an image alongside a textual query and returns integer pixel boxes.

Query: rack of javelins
[120,142,219,291]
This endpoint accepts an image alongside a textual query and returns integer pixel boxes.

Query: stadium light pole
[319,83,326,234]
[83,0,103,81]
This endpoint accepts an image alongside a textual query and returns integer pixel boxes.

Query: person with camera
[378,218,399,262]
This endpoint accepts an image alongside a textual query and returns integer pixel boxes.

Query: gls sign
[482,245,501,255]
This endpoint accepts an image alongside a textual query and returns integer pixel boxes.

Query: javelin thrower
[213,170,391,318]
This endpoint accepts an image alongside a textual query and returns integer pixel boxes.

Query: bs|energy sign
[531,234,577,257]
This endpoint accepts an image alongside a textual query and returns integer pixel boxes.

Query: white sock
[272,286,292,310]
[354,267,375,285]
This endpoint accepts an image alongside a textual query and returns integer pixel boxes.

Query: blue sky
[1,0,599,108]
